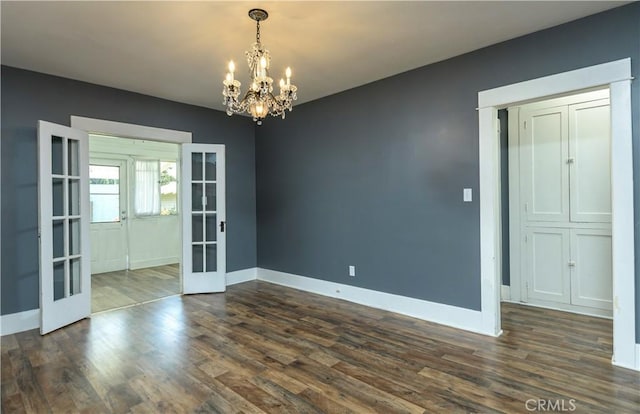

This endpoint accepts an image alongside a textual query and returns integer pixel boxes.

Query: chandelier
[222,9,298,125]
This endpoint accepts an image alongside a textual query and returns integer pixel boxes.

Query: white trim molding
[226,268,258,286]
[70,116,192,143]
[478,58,637,370]
[257,268,495,336]
[1,309,40,336]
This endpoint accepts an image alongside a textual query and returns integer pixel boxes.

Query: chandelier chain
[256,21,261,44]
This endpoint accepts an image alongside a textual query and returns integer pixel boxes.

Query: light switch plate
[463,188,472,202]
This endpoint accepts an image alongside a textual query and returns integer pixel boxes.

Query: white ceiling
[1,1,629,112]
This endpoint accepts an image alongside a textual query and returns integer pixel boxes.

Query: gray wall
[255,3,640,339]
[1,66,257,315]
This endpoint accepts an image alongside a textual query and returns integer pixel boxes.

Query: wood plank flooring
[91,264,180,313]
[2,281,639,413]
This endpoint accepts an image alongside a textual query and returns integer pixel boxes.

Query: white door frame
[70,116,193,295]
[478,58,637,370]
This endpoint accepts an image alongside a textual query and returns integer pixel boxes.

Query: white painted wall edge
[1,309,39,336]
[257,268,494,336]
[227,267,258,286]
[636,344,640,371]
[501,285,511,301]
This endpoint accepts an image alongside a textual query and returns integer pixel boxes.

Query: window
[160,161,178,215]
[89,165,120,223]
[134,160,178,216]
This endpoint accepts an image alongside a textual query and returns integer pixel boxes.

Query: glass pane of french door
[191,152,217,272]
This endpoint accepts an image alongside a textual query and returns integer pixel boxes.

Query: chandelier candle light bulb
[222,8,298,125]
[228,61,235,81]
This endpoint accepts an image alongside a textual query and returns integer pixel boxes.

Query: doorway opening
[502,88,613,318]
[88,134,181,313]
[498,88,615,360]
[477,58,636,370]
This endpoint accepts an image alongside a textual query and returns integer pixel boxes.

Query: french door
[38,121,226,333]
[181,144,226,293]
[38,121,91,334]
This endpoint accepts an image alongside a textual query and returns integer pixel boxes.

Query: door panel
[521,106,569,222]
[181,144,226,294]
[570,229,612,310]
[89,160,128,273]
[38,121,91,334]
[525,227,571,304]
[569,99,611,223]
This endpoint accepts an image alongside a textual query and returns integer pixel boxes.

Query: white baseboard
[226,267,257,286]
[1,309,39,336]
[257,268,491,335]
[129,257,179,270]
[501,285,511,301]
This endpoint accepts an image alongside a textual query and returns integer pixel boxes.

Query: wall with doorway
[255,3,640,338]
[1,67,257,316]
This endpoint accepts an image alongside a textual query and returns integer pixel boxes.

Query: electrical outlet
[348,265,356,277]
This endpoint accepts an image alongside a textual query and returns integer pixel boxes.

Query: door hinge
[524,234,528,243]
[523,120,527,130]
[524,203,528,213]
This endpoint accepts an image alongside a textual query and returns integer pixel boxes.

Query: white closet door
[569,99,611,223]
[524,227,571,304]
[570,229,612,310]
[520,106,570,223]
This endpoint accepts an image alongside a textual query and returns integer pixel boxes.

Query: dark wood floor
[2,281,639,413]
[92,264,180,313]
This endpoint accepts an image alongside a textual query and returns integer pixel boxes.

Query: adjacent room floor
[2,281,638,413]
[91,264,180,313]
